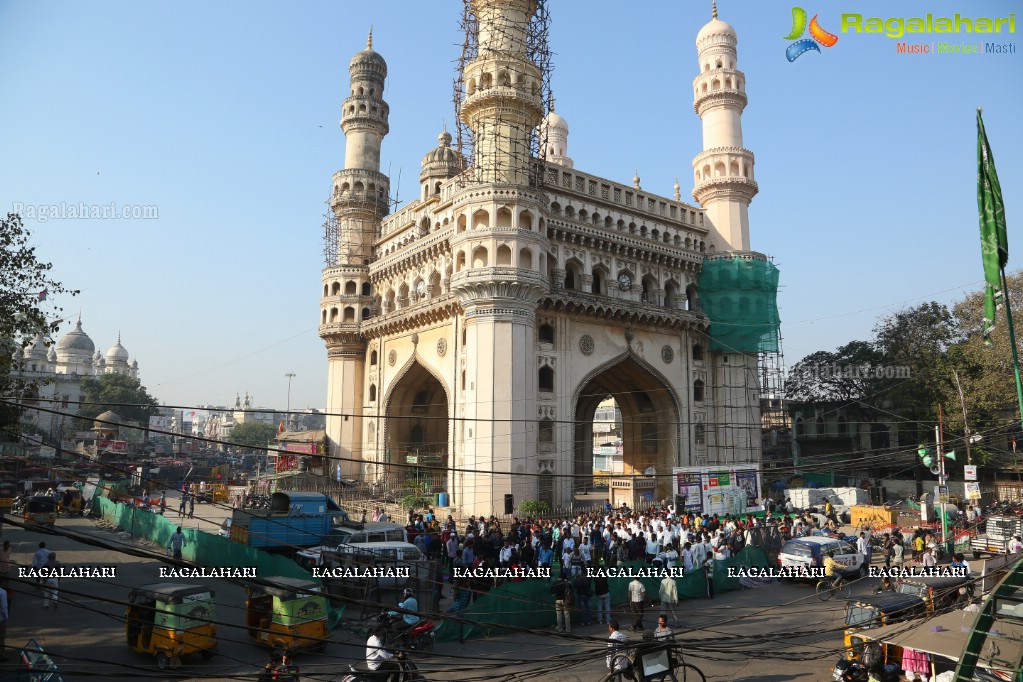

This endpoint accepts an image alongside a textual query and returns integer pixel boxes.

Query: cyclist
[822,551,845,591]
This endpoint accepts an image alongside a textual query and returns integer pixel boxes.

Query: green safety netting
[434,547,771,642]
[698,256,780,353]
[93,496,315,583]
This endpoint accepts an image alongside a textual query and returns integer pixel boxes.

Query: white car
[778,535,866,580]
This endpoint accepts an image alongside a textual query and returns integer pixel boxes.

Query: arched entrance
[384,361,449,491]
[573,355,679,506]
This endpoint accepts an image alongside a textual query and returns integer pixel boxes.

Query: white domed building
[9,317,141,437]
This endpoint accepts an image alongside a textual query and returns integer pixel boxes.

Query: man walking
[188,493,196,519]
[594,572,611,625]
[178,491,187,518]
[658,574,679,625]
[169,527,188,559]
[42,552,61,609]
[32,542,49,588]
[628,576,646,631]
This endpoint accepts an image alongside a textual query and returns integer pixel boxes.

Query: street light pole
[284,373,296,430]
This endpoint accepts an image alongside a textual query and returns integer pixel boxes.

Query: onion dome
[106,335,129,363]
[420,128,464,184]
[697,2,737,46]
[55,318,95,360]
[350,29,387,79]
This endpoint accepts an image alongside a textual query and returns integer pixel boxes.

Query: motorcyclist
[367,624,405,681]
[388,588,420,638]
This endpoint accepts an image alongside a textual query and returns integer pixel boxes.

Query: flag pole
[999,267,1023,423]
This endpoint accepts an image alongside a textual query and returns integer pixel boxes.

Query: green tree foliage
[942,271,1023,433]
[786,340,884,402]
[230,421,277,450]
[1,213,78,437]
[76,372,159,429]
[790,275,1023,458]
[518,499,550,517]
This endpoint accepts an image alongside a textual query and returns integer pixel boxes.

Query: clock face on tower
[618,273,633,291]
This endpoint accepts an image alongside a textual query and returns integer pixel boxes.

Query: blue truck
[229,491,349,552]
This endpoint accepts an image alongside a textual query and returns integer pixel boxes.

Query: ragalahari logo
[784,7,839,61]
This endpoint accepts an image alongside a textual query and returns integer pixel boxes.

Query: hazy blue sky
[2,0,1019,412]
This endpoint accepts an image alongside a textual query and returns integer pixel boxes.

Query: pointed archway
[383,361,449,490]
[573,353,680,505]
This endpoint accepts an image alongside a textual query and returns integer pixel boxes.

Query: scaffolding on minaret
[452,0,554,190]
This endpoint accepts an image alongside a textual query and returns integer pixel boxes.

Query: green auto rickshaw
[246,576,330,653]
[126,583,218,669]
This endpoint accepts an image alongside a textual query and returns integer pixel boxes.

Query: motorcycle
[338,656,420,682]
[377,612,435,651]
[833,659,901,682]
[11,495,27,515]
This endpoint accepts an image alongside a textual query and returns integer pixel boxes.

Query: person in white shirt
[366,625,403,677]
[1009,535,1023,553]
[499,540,514,566]
[681,543,695,573]
[606,620,630,671]
[921,547,937,568]
[579,537,592,565]
[31,542,49,587]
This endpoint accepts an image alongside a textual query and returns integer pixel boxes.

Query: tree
[1,213,78,437]
[231,421,277,451]
[786,340,884,403]
[75,373,159,431]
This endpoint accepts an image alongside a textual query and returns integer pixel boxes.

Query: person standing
[169,526,188,559]
[550,573,573,633]
[573,573,593,627]
[627,576,646,631]
[188,493,196,519]
[178,491,187,518]
[704,557,715,599]
[0,541,11,588]
[921,546,937,568]
[594,572,611,625]
[32,542,49,588]
[857,532,871,566]
[658,575,679,625]
[0,584,8,662]
[42,552,60,609]
[159,492,167,516]
[882,533,895,569]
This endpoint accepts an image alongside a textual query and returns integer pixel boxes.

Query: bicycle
[816,575,851,601]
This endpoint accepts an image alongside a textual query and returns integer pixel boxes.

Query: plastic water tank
[438,492,449,507]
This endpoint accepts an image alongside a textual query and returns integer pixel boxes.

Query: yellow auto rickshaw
[126,584,218,669]
[246,576,330,652]
[24,496,58,530]
[0,483,16,512]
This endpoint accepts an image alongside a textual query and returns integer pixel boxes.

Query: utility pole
[284,373,296,430]
[951,369,972,465]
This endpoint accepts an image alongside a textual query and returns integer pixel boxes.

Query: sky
[1,0,1020,412]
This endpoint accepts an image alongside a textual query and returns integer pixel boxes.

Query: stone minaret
[691,2,758,252]
[450,0,550,512]
[320,31,391,478]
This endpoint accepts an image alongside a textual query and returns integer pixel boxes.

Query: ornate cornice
[693,88,748,115]
[547,220,705,268]
[540,293,710,332]
[360,295,462,339]
[692,146,755,166]
[450,267,548,308]
[692,177,759,204]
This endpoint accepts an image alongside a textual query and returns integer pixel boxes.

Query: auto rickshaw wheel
[169,656,182,669]
[156,652,170,669]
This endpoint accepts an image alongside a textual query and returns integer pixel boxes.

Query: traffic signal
[918,445,933,467]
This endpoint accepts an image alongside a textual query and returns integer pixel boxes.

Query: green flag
[978,108,1008,343]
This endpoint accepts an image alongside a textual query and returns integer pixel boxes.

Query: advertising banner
[676,472,703,513]
[735,470,759,506]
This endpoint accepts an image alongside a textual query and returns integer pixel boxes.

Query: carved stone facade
[319,4,763,516]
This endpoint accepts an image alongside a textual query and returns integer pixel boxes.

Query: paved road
[0,514,872,681]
